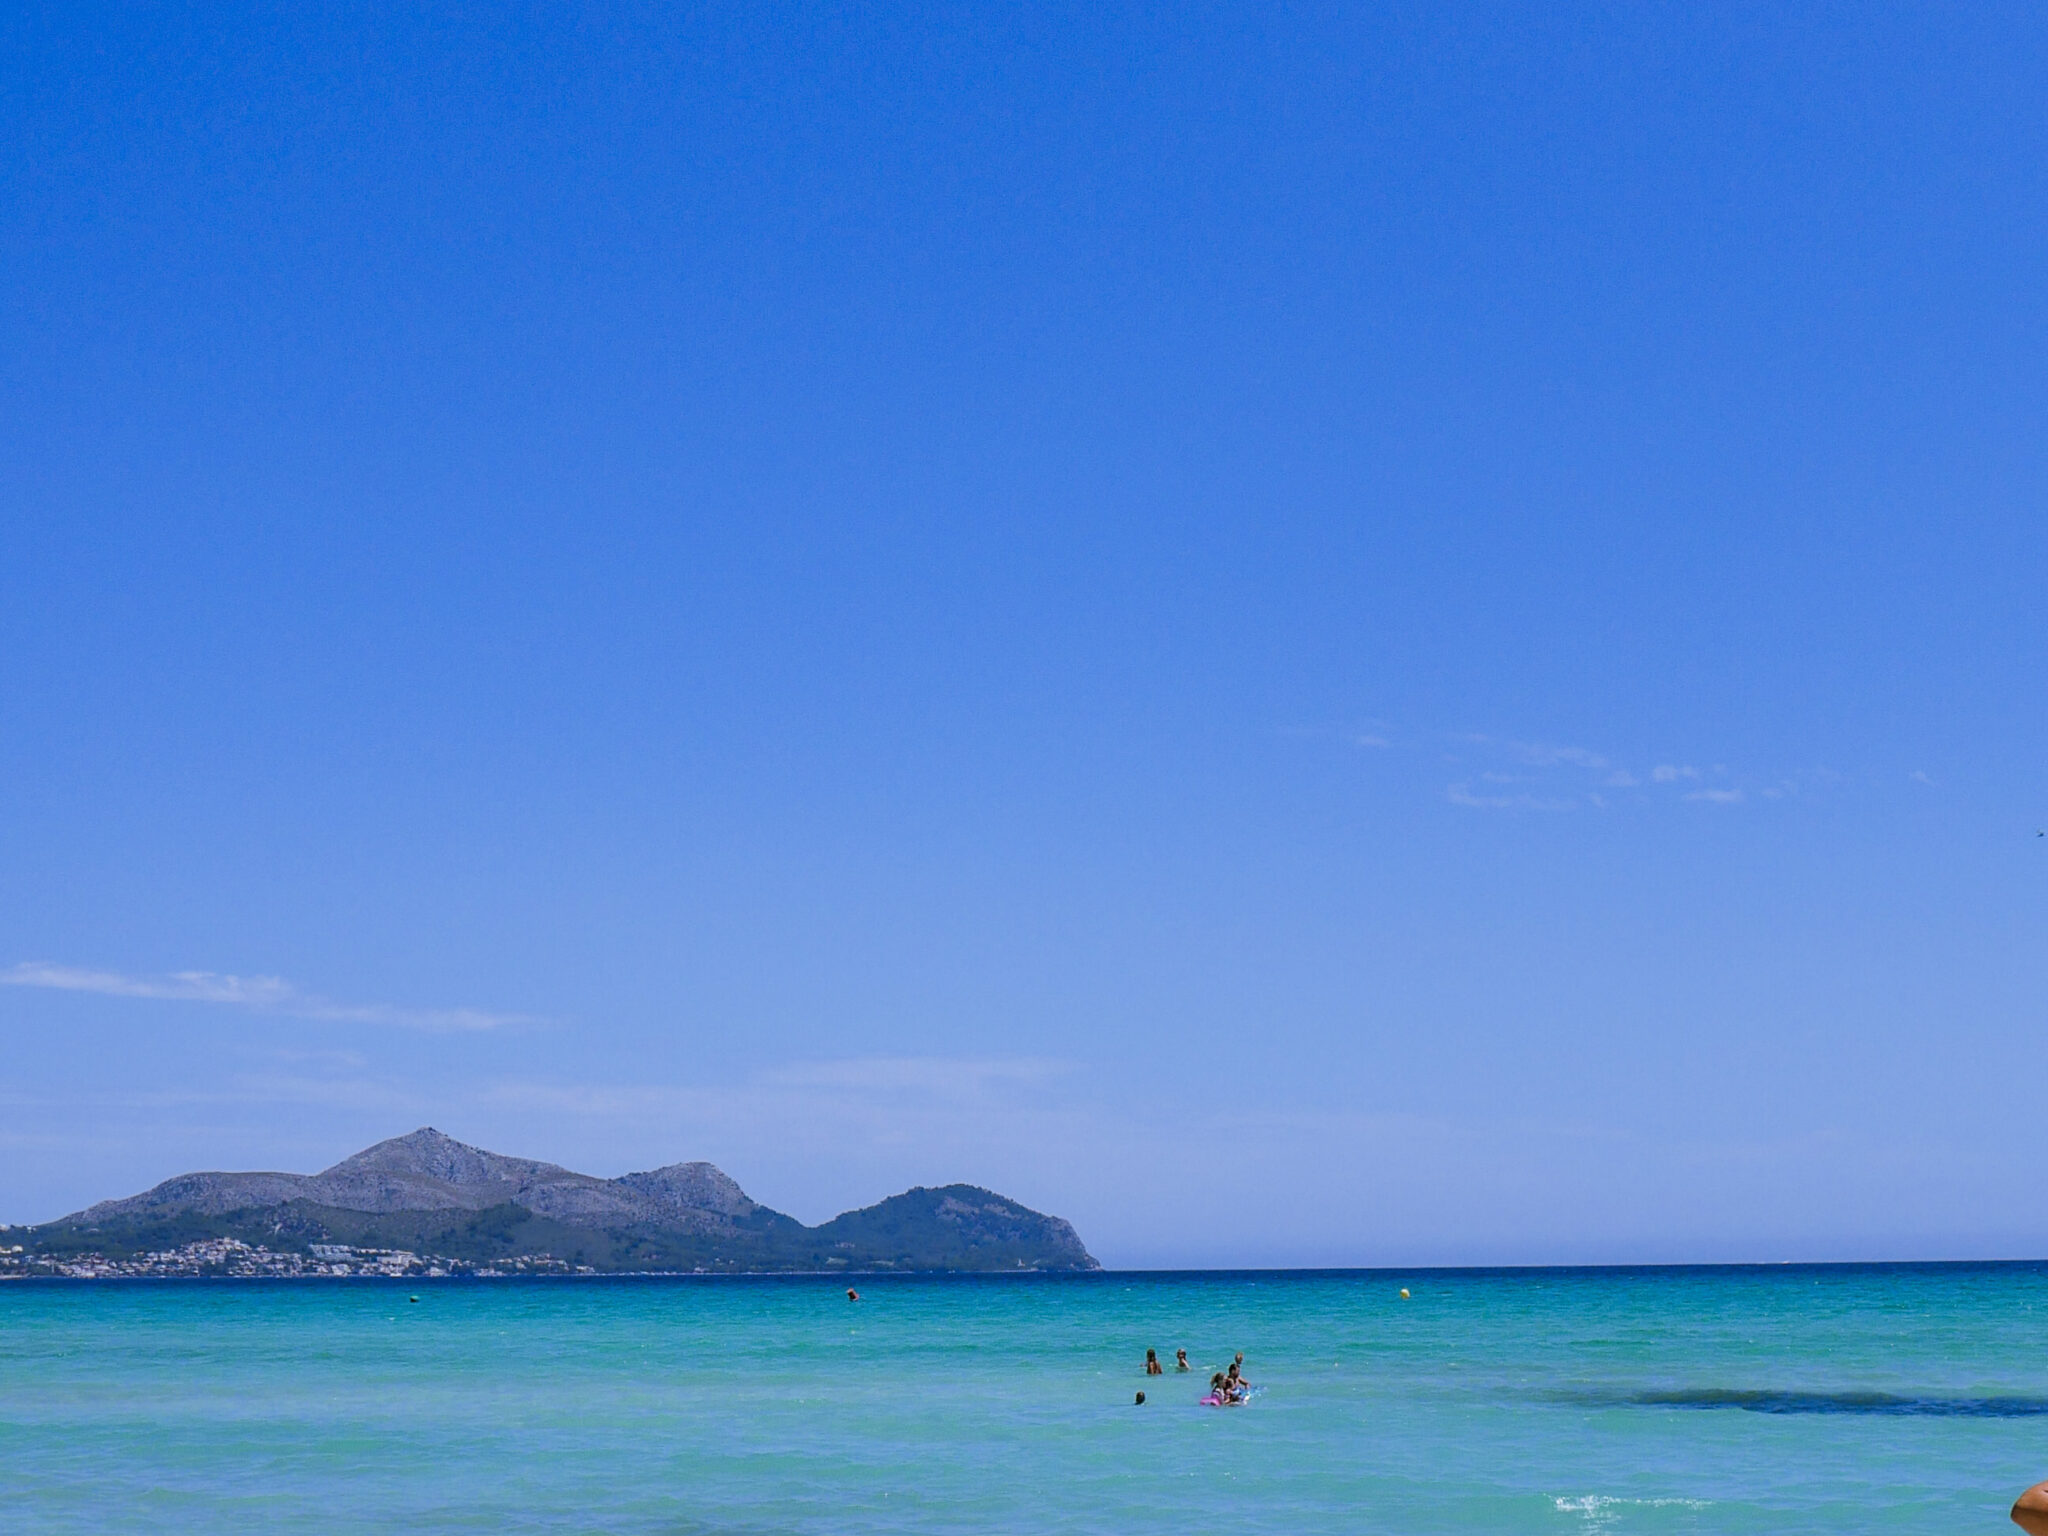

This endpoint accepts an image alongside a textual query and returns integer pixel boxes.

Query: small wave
[1555,1496,1709,1530]
[1567,1388,2048,1417]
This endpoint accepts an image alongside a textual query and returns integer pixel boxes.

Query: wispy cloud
[0,963,531,1032]
[1448,741,1777,813]
[1444,735,1618,811]
[1,965,296,1006]
[1326,718,1835,817]
[1446,784,1576,812]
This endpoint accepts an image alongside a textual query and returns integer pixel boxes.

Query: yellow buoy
[1399,1288,1410,1299]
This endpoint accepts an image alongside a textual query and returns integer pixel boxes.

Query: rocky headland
[2,1128,1098,1278]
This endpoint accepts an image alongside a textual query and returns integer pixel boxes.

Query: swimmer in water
[1175,1348,1190,1372]
[1144,1349,1164,1375]
[846,1288,859,1302]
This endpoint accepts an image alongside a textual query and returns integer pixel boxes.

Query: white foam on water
[1555,1495,1711,1529]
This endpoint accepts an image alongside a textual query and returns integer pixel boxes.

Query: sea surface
[4,1264,2046,1533]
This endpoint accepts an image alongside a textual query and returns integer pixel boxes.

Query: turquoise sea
[4,1265,2046,1533]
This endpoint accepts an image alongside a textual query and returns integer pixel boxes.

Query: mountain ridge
[71,1128,761,1234]
[27,1128,1098,1275]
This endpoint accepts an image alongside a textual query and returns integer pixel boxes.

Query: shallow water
[3,1265,2045,1533]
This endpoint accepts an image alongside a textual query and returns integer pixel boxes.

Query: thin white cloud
[1,965,295,1006]
[0,962,530,1032]
[1447,784,1576,811]
[1334,720,1817,818]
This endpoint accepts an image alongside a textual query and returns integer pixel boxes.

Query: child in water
[1174,1349,1190,1372]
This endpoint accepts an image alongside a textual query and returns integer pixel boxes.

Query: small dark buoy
[1134,1391,1146,1405]
[408,1295,420,1304]
[846,1288,859,1302]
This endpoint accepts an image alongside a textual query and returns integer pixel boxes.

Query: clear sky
[3,3,2044,1268]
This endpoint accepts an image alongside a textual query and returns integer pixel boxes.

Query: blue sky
[2,2,2045,1267]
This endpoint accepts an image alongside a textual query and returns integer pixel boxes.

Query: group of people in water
[1137,1348,1253,1405]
